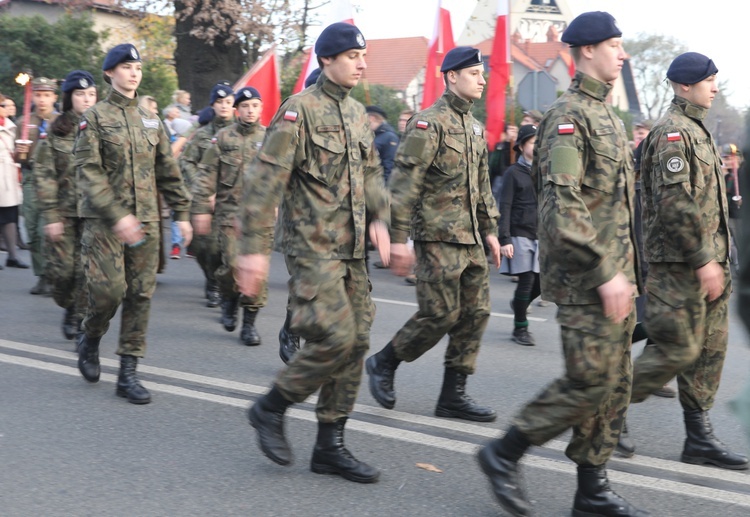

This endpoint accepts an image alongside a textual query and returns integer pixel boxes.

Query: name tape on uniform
[142,118,160,129]
[558,123,575,135]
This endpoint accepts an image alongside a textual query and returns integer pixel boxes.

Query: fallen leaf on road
[415,462,443,473]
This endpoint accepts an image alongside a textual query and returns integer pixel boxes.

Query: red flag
[293,0,355,94]
[233,45,281,127]
[421,0,455,110]
[485,0,511,150]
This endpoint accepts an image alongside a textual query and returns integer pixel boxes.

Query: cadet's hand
[500,243,514,259]
[369,220,391,267]
[390,243,415,277]
[486,234,501,269]
[177,220,193,248]
[192,213,212,235]
[236,253,270,299]
[209,194,216,212]
[695,260,724,302]
[113,214,145,246]
[596,272,634,323]
[505,125,518,141]
[44,222,64,242]
[15,142,30,156]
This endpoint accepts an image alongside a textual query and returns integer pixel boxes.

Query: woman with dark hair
[34,70,97,341]
[0,92,28,269]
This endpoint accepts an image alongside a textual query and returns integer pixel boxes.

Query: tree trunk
[173,0,244,112]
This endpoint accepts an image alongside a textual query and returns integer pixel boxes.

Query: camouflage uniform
[192,119,266,305]
[631,96,730,411]
[239,73,389,422]
[74,89,191,357]
[34,112,86,318]
[180,116,233,285]
[514,71,640,467]
[387,89,500,374]
[24,111,59,277]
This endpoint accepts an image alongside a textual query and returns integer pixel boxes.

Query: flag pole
[507,2,516,162]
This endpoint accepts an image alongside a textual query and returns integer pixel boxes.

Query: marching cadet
[629,52,748,470]
[34,70,97,342]
[366,46,501,422]
[74,44,192,404]
[179,81,235,308]
[236,22,390,483]
[476,12,648,517]
[192,86,266,346]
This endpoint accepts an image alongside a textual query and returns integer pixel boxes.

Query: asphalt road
[2,241,750,517]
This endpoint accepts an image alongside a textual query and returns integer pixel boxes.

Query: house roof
[363,36,428,91]
[476,37,571,73]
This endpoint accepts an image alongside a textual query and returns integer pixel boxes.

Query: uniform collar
[213,115,233,131]
[672,96,708,122]
[107,88,139,108]
[237,119,259,135]
[320,74,352,102]
[443,89,473,115]
[571,71,612,102]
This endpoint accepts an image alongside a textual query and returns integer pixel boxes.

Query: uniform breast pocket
[309,132,346,185]
[219,154,242,187]
[435,133,466,175]
[99,128,125,170]
[692,148,712,190]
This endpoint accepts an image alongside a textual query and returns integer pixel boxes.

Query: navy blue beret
[209,82,234,105]
[234,86,262,106]
[441,46,483,72]
[102,43,141,71]
[61,70,96,93]
[305,68,322,88]
[315,22,366,57]
[561,11,621,47]
[197,106,215,126]
[667,52,718,85]
[366,105,387,119]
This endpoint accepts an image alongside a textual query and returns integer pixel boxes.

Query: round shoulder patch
[666,156,685,173]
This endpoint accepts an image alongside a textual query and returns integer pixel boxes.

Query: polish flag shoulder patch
[283,110,298,122]
[210,137,218,144]
[667,132,681,142]
[416,120,429,130]
[79,120,87,131]
[557,123,575,135]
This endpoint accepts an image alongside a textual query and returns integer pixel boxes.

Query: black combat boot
[62,306,78,340]
[240,307,262,346]
[681,409,749,470]
[311,417,380,483]
[116,355,151,404]
[477,426,532,517]
[573,464,650,516]
[206,280,221,308]
[220,295,240,332]
[77,333,102,382]
[247,385,294,465]
[278,309,300,364]
[365,342,401,409]
[616,418,635,458]
[435,367,497,422]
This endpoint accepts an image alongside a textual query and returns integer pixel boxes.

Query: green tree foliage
[350,83,409,128]
[131,13,179,111]
[0,13,103,104]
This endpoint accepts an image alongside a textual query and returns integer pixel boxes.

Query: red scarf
[0,116,5,126]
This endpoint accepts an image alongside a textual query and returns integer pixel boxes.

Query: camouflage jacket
[33,112,78,222]
[532,72,640,305]
[388,90,499,245]
[179,116,233,188]
[641,96,729,268]
[239,73,390,259]
[20,111,59,180]
[74,89,191,225]
[192,120,266,226]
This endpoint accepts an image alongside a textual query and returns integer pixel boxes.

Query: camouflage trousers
[276,256,374,423]
[44,216,87,320]
[22,176,45,276]
[632,262,730,411]
[188,220,220,284]
[513,303,635,467]
[391,241,490,375]
[215,224,267,309]
[80,219,159,357]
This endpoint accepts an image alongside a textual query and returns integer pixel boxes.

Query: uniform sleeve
[33,138,60,224]
[476,141,500,239]
[387,120,439,243]
[538,116,617,290]
[179,130,209,187]
[191,137,220,215]
[153,119,191,220]
[74,113,131,226]
[497,166,517,245]
[363,130,390,225]
[238,101,303,255]
[649,129,713,268]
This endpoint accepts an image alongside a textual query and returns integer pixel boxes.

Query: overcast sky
[345,0,746,109]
